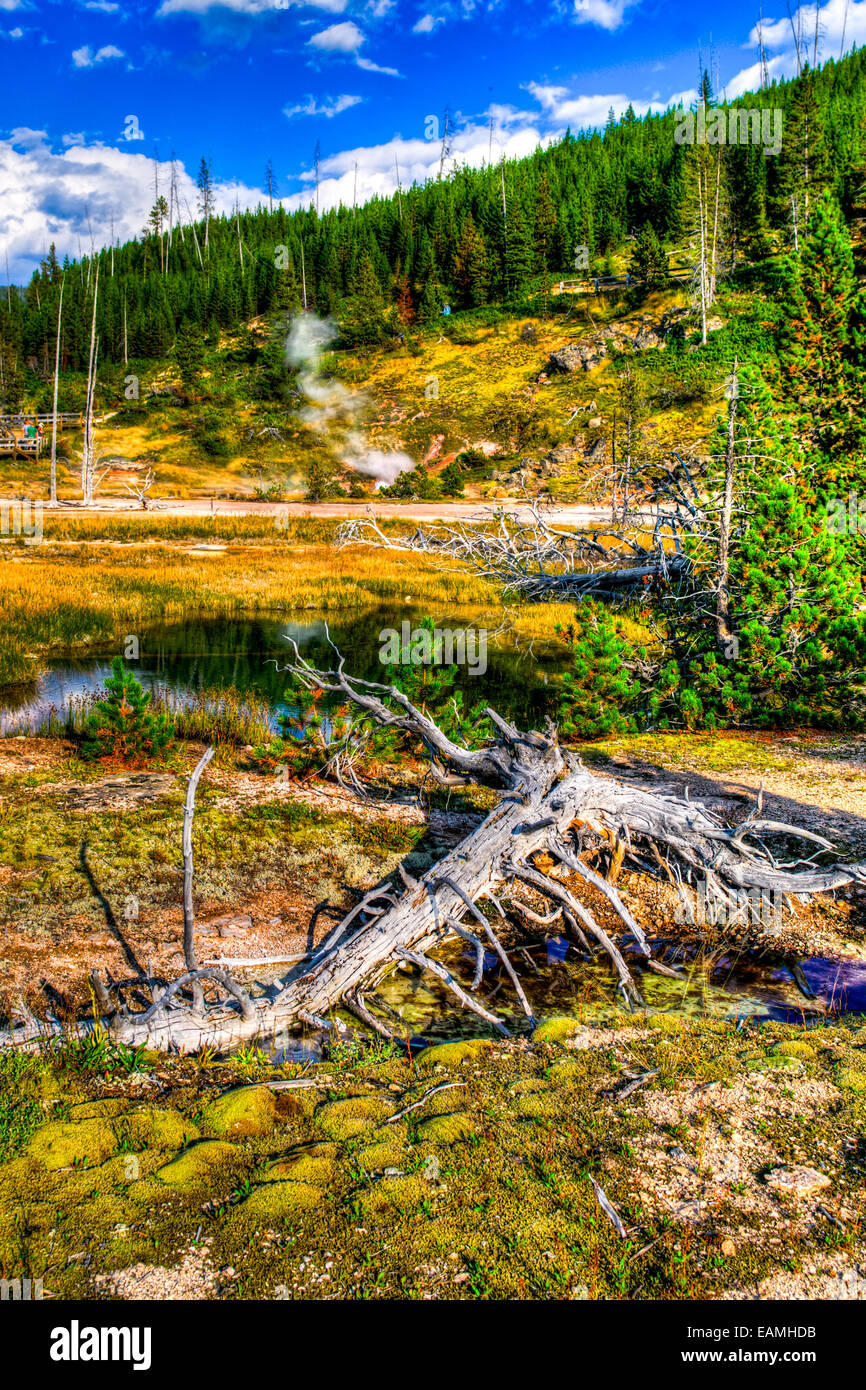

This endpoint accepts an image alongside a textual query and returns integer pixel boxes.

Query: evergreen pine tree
[659,366,866,728]
[557,604,640,739]
[439,460,465,496]
[776,73,831,233]
[533,174,558,271]
[174,322,205,390]
[339,254,390,347]
[82,658,174,763]
[452,215,489,307]
[629,224,669,287]
[779,190,866,473]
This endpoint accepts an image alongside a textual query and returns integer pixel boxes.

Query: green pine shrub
[81,658,175,764]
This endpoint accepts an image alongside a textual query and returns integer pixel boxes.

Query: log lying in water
[4,650,865,1053]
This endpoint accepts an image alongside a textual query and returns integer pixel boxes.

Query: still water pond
[0,611,565,736]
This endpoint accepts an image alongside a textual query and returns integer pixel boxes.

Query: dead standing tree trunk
[183,746,214,1012]
[4,651,866,1053]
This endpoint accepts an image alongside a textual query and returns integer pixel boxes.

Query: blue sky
[1,0,864,278]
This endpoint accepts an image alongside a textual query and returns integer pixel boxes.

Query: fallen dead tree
[337,497,694,601]
[4,647,865,1053]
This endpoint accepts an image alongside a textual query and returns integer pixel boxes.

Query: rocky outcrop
[544,311,684,377]
[547,340,609,374]
[494,435,604,483]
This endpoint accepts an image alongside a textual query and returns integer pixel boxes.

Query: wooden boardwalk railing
[556,271,693,294]
[0,411,89,428]
[0,431,42,458]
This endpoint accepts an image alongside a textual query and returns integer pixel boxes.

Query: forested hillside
[2,48,865,391]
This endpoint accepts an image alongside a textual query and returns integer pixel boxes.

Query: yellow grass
[0,529,582,686]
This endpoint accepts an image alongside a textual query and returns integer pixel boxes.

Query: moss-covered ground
[1,1015,863,1300]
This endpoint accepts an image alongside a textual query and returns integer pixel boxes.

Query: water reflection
[0,611,568,736]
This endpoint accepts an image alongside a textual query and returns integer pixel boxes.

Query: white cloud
[572,0,640,32]
[72,43,124,67]
[282,117,555,217]
[412,12,444,32]
[62,132,87,146]
[0,133,261,282]
[525,81,665,127]
[307,19,364,49]
[723,55,792,101]
[284,92,362,118]
[158,0,347,15]
[84,2,120,11]
[746,0,866,58]
[356,54,400,74]
[1,23,23,36]
[0,0,24,10]
[666,86,697,110]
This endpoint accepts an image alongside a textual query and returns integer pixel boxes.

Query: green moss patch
[513,1090,562,1120]
[415,1039,493,1067]
[358,1174,426,1219]
[355,1139,408,1172]
[415,1111,474,1143]
[834,1066,866,1093]
[241,1180,325,1219]
[315,1095,394,1140]
[267,1148,341,1186]
[200,1084,279,1139]
[771,1040,817,1060]
[154,1140,247,1192]
[533,1017,589,1045]
[26,1118,118,1171]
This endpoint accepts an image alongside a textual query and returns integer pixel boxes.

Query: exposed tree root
[4,650,865,1053]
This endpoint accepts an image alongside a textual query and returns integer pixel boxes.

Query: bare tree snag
[4,651,866,1053]
[716,358,738,653]
[124,468,157,510]
[183,746,214,1012]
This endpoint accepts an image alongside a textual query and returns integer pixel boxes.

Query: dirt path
[43,498,613,525]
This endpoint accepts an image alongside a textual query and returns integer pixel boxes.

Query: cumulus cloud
[723,56,791,101]
[713,1,866,103]
[747,0,866,54]
[283,92,362,118]
[281,115,555,217]
[572,0,640,32]
[307,19,364,50]
[0,133,261,281]
[72,43,124,66]
[412,12,444,32]
[525,80,664,126]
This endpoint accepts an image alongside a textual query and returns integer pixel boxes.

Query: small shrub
[81,657,175,763]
